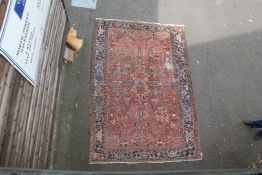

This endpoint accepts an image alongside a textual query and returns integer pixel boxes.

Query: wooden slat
[0,63,9,103]
[2,77,23,166]
[9,80,26,166]
[16,83,33,166]
[0,58,7,81]
[0,66,16,154]
[0,0,8,28]
[0,74,21,165]
[11,83,31,166]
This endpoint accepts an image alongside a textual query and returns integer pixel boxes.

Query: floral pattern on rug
[89,19,202,163]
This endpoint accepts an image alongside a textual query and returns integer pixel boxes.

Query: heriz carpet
[89,18,202,164]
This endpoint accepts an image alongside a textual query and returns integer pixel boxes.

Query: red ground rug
[89,19,202,163]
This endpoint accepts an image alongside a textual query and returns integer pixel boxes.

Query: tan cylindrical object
[67,27,83,51]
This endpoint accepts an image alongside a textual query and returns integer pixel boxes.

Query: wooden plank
[0,74,21,165]
[0,63,10,103]
[16,82,33,167]
[0,58,7,82]
[0,66,16,154]
[9,79,27,166]
[11,82,31,167]
[2,77,23,166]
[0,0,8,28]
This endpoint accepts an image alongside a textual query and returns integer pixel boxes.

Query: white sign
[71,0,97,9]
[0,0,51,85]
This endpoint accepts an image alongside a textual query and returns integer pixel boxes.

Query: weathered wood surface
[0,0,67,169]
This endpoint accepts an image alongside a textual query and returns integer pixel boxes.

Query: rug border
[88,17,99,164]
[88,18,203,164]
[181,25,203,162]
[95,18,186,27]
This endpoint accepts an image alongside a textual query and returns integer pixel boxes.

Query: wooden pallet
[0,0,67,168]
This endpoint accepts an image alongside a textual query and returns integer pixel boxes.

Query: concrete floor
[51,0,262,171]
